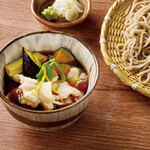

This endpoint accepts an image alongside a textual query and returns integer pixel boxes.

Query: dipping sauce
[4,47,88,111]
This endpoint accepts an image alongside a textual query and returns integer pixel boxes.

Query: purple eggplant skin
[22,48,40,79]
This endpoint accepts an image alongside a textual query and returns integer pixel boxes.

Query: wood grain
[0,0,150,150]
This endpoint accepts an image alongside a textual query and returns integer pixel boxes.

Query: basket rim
[100,0,150,98]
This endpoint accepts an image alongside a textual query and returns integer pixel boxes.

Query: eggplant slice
[23,48,40,79]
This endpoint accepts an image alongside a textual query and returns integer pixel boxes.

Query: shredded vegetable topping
[33,67,47,93]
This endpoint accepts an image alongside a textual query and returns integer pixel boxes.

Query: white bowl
[0,31,99,131]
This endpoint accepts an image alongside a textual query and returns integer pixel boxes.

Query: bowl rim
[0,30,100,114]
[31,0,91,28]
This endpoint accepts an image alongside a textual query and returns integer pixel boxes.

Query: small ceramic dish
[0,31,99,131]
[31,0,91,28]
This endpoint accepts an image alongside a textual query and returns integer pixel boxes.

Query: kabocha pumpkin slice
[53,48,76,65]
[5,50,48,77]
[53,63,71,76]
[23,48,41,78]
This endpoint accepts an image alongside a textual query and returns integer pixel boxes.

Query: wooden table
[0,0,150,149]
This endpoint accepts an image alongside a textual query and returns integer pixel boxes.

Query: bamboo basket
[100,0,150,98]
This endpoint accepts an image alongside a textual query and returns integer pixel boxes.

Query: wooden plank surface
[0,0,150,150]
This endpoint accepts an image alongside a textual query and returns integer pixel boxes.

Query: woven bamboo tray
[100,0,150,98]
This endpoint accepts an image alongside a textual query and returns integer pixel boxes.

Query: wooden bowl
[0,31,99,131]
[31,0,91,28]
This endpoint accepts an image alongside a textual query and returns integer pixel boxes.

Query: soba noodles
[117,0,150,83]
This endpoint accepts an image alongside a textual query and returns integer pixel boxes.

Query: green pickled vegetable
[42,6,58,21]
